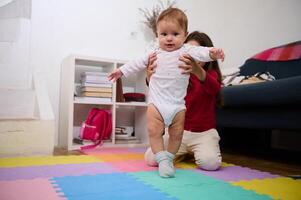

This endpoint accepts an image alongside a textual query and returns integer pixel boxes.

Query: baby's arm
[107,69,123,82]
[108,55,148,82]
[209,48,225,61]
[185,44,224,62]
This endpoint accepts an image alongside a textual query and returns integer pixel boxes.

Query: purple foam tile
[0,163,118,181]
[195,165,280,182]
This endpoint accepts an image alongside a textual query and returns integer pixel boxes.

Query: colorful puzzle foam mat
[0,147,300,200]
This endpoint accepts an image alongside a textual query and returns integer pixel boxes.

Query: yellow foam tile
[92,153,144,162]
[0,155,102,168]
[175,161,197,169]
[231,177,301,200]
[221,162,235,167]
[175,161,233,169]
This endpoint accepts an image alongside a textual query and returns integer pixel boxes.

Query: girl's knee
[144,148,158,167]
[195,154,222,171]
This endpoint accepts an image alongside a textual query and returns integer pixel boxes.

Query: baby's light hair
[156,8,188,34]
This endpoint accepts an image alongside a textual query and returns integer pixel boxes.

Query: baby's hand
[108,69,123,82]
[209,47,225,62]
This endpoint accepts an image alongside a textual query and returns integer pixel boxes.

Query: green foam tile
[129,170,272,200]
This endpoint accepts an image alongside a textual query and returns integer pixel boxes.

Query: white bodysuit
[119,44,212,126]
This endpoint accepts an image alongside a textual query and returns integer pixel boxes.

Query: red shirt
[184,70,221,132]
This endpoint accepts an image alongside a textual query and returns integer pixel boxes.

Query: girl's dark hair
[185,31,222,83]
[185,31,223,106]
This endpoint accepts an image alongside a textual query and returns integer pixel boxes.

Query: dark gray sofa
[216,42,301,130]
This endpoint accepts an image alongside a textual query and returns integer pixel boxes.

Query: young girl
[145,31,223,171]
[108,8,224,178]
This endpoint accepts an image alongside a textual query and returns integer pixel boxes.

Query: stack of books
[115,127,130,138]
[115,126,140,144]
[80,72,113,101]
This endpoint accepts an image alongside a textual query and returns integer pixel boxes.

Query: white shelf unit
[59,55,149,150]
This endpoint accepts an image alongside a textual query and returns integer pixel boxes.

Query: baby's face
[157,20,187,52]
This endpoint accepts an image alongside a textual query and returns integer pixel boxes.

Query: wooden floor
[222,150,301,177]
[54,147,301,178]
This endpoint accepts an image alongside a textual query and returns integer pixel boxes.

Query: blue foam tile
[52,173,177,200]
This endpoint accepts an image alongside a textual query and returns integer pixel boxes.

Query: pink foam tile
[0,178,65,200]
[108,160,157,172]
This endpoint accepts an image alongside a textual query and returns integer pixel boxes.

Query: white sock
[155,151,175,178]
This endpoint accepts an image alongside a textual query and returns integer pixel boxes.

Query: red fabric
[251,41,301,61]
[184,70,221,132]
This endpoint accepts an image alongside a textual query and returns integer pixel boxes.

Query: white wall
[179,0,301,69]
[29,0,301,145]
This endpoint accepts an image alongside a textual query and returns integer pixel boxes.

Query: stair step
[0,0,14,8]
[0,89,37,120]
[0,18,20,42]
[0,42,11,64]
[0,0,30,19]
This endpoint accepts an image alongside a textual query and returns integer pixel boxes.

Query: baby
[108,8,224,178]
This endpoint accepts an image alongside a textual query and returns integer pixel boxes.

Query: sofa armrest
[221,76,301,107]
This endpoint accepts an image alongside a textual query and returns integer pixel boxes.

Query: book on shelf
[74,96,112,103]
[115,137,141,144]
[81,82,112,88]
[115,135,138,140]
[73,137,111,145]
[81,72,111,84]
[81,91,112,98]
[82,77,112,84]
[81,86,112,93]
[116,78,125,102]
[81,71,109,77]
[115,126,133,136]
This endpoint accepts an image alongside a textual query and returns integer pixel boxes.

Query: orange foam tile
[92,153,144,162]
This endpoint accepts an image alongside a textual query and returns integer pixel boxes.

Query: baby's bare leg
[147,104,165,154]
[167,110,185,154]
[147,104,178,178]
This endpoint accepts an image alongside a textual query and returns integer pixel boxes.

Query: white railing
[33,71,55,120]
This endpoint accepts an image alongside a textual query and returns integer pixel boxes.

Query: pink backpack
[80,108,112,149]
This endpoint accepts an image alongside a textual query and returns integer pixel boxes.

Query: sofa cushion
[239,41,301,79]
[221,76,301,107]
[240,59,301,79]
